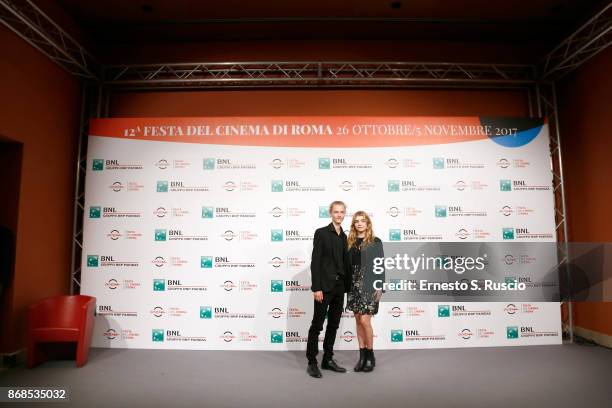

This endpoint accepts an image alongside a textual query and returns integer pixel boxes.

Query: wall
[109,89,529,117]
[0,25,81,353]
[558,47,612,339]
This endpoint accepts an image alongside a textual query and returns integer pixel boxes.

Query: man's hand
[313,291,324,303]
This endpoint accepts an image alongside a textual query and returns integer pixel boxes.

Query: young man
[306,201,352,378]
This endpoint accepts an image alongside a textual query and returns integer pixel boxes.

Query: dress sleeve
[374,238,386,294]
[362,238,385,295]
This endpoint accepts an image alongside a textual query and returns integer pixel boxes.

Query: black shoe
[371,349,376,367]
[307,362,322,378]
[321,358,347,373]
[354,348,366,372]
[362,349,374,372]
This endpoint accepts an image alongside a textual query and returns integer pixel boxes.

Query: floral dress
[346,238,380,315]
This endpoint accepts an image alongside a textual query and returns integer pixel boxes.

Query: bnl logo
[388,180,400,192]
[433,157,445,169]
[319,206,329,218]
[87,255,99,267]
[89,206,101,218]
[435,206,447,218]
[500,179,512,191]
[200,306,212,319]
[201,256,213,268]
[155,229,167,241]
[438,305,450,317]
[271,229,283,242]
[503,228,515,240]
[98,305,112,314]
[319,158,331,169]
[506,326,519,339]
[202,207,214,218]
[152,329,164,342]
[270,331,284,343]
[153,279,166,291]
[391,330,404,342]
[389,229,401,241]
[157,180,168,192]
[271,280,284,292]
[504,276,518,285]
[203,158,215,170]
[271,180,284,192]
[92,159,104,171]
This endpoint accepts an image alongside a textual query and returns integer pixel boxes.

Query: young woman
[346,211,385,372]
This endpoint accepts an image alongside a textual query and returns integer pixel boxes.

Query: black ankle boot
[362,348,374,372]
[307,362,322,378]
[354,348,366,372]
[370,348,376,367]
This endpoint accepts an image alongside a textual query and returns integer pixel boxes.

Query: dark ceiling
[54,0,608,45]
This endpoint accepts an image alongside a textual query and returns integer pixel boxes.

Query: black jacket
[310,223,352,293]
[350,237,386,294]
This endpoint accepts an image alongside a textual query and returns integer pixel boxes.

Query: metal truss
[534,84,569,248]
[0,0,99,79]
[540,2,612,80]
[533,81,573,341]
[103,62,536,89]
[69,83,104,294]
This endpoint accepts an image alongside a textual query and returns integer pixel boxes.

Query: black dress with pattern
[346,238,380,315]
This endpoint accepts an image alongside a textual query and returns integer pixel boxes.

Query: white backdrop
[81,117,562,349]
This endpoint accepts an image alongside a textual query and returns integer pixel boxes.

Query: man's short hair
[328,201,346,214]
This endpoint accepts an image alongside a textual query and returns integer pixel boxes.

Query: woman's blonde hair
[347,211,374,250]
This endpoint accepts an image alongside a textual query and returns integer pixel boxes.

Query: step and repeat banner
[82,117,562,350]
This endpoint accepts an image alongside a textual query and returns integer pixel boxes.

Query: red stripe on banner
[89,117,491,147]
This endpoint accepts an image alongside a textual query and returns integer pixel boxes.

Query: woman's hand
[375,290,382,302]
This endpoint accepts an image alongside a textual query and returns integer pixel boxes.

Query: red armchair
[27,295,96,368]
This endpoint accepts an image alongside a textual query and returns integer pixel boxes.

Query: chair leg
[76,341,89,367]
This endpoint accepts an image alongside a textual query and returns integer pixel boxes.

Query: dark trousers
[306,279,344,363]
